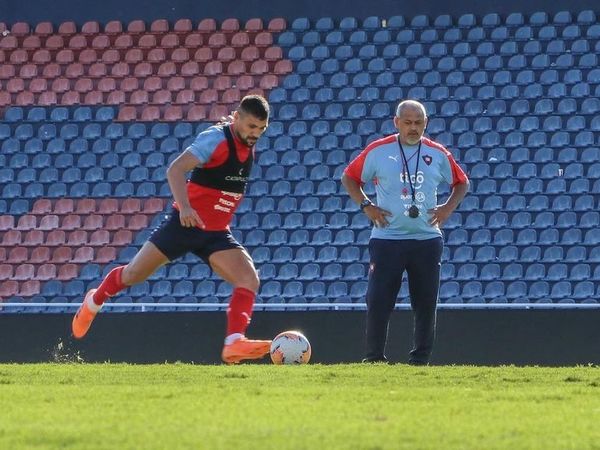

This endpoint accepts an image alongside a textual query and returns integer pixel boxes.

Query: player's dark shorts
[149,209,244,263]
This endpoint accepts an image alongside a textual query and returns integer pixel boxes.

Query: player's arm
[166,150,205,228]
[341,173,391,228]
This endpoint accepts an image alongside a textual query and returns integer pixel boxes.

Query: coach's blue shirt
[345,135,468,240]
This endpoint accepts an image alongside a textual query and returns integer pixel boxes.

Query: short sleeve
[186,126,225,165]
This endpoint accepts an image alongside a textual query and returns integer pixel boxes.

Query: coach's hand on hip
[364,204,392,228]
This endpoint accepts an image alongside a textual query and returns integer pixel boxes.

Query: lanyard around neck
[397,135,422,203]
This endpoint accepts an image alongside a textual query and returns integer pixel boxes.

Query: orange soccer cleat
[71,289,100,339]
[221,337,272,364]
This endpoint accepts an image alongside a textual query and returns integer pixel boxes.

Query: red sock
[92,266,126,305]
[226,287,255,336]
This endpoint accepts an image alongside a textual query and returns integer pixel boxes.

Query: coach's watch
[360,199,374,211]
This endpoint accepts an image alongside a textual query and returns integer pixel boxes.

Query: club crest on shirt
[422,155,432,166]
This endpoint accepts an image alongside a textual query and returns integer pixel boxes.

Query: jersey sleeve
[441,152,469,187]
[344,146,377,184]
[186,126,225,165]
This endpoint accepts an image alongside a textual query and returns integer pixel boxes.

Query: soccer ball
[270,331,311,365]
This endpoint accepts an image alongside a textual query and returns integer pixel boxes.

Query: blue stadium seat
[502,263,523,281]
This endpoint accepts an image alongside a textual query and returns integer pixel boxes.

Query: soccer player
[341,100,469,365]
[72,95,272,364]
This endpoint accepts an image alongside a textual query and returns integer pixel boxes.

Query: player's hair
[238,95,270,121]
[396,100,427,118]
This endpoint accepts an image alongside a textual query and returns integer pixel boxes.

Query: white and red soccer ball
[270,331,311,365]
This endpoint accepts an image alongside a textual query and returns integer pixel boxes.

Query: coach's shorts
[149,209,244,263]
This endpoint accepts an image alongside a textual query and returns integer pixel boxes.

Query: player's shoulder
[192,124,226,148]
[363,134,397,154]
[422,137,452,157]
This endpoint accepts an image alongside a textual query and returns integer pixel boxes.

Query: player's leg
[72,242,169,339]
[406,237,443,365]
[364,239,404,362]
[208,247,271,363]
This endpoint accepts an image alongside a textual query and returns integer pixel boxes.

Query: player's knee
[236,271,260,292]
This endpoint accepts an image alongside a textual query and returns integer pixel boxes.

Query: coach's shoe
[72,289,101,339]
[221,337,272,364]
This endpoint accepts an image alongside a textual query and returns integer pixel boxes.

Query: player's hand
[179,206,205,229]
[364,205,392,228]
[428,203,453,228]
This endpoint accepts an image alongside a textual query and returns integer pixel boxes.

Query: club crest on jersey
[422,155,432,166]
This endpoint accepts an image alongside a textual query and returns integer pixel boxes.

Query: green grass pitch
[0,364,599,449]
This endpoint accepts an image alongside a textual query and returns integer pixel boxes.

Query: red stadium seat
[217,47,236,62]
[171,48,189,63]
[11,22,30,35]
[78,49,98,64]
[32,199,53,214]
[245,18,264,32]
[74,78,93,93]
[267,18,286,32]
[45,35,65,50]
[264,46,282,61]
[193,47,213,63]
[29,78,48,93]
[98,199,119,214]
[19,280,41,297]
[226,60,246,75]
[134,62,152,77]
[110,62,130,78]
[16,91,35,106]
[143,76,163,92]
[95,247,116,264]
[61,214,81,230]
[184,33,203,48]
[209,104,229,121]
[82,214,104,230]
[130,90,149,105]
[84,91,104,105]
[198,18,217,33]
[127,20,146,34]
[204,61,223,76]
[23,230,44,246]
[0,281,19,297]
[46,229,66,246]
[0,35,18,50]
[125,48,144,64]
[140,106,160,121]
[30,247,51,264]
[38,90,57,105]
[0,215,15,231]
[65,63,84,78]
[0,265,13,281]
[157,61,176,77]
[127,214,149,230]
[230,32,250,48]
[151,90,172,104]
[163,106,183,120]
[0,91,9,106]
[16,215,37,230]
[81,21,100,34]
[198,89,218,104]
[119,77,139,92]
[181,61,200,77]
[236,75,255,90]
[222,88,241,103]
[39,214,60,230]
[150,19,169,32]
[112,230,133,246]
[221,18,240,32]
[0,64,15,79]
[274,60,293,74]
[175,89,195,104]
[208,33,227,48]
[143,198,165,214]
[57,263,78,280]
[148,48,166,63]
[22,35,42,49]
[190,76,208,91]
[55,199,75,214]
[101,49,120,64]
[166,76,185,92]
[35,264,57,280]
[104,214,125,231]
[7,78,25,93]
[67,230,88,246]
[114,34,134,49]
[0,249,5,264]
[240,46,260,61]
[121,198,141,213]
[35,22,54,36]
[107,91,125,104]
[138,34,157,48]
[117,105,137,121]
[160,33,180,48]
[174,19,192,32]
[42,63,61,78]
[89,230,110,247]
[88,63,107,78]
[72,247,94,263]
[13,264,35,281]
[7,246,27,263]
[75,199,96,214]
[187,105,206,121]
[105,20,123,34]
[68,35,87,50]
[213,75,232,91]
[58,21,77,35]
[91,35,110,50]
[51,77,70,93]
[250,60,268,74]
[259,74,278,89]
[55,49,75,64]
[10,49,28,64]
[61,91,80,105]
[247,88,264,97]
